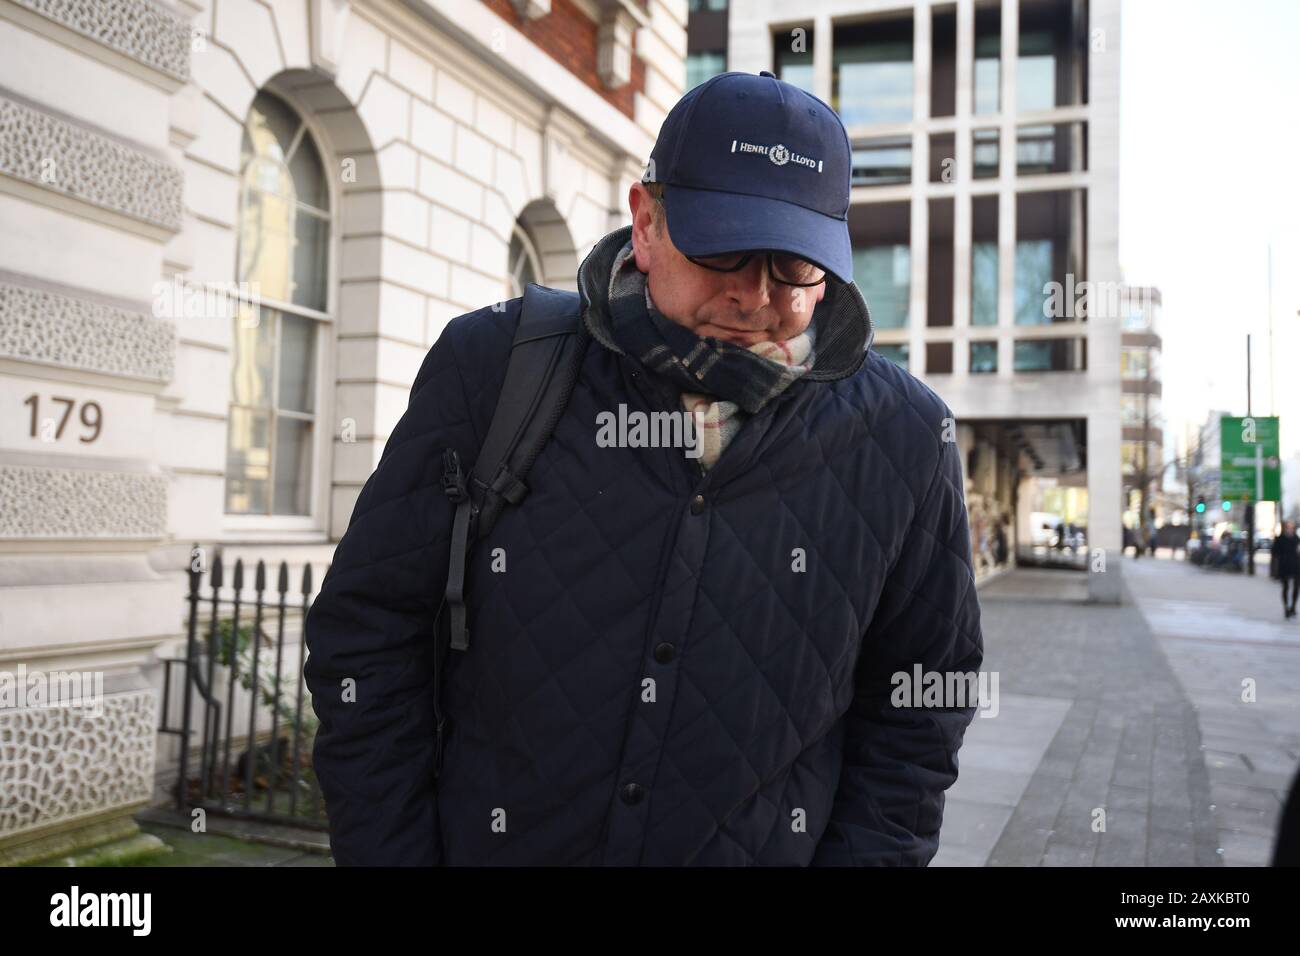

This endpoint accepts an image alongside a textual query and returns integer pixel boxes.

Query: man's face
[1286,521,1296,535]
[628,183,826,348]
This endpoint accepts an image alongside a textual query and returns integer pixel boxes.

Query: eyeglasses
[684,250,828,287]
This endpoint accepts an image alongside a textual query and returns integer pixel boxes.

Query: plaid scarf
[605,241,815,469]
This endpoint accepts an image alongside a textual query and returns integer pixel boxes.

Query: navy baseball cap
[644,71,853,284]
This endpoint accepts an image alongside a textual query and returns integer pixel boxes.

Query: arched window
[507,221,543,299]
[225,91,330,517]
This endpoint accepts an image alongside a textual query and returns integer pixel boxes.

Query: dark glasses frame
[683,249,829,287]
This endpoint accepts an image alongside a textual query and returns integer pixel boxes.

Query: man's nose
[724,254,772,312]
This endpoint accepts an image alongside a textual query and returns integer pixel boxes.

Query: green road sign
[1220,415,1281,501]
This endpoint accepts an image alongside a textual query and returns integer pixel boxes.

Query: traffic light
[1195,499,1206,514]
[1222,500,1232,512]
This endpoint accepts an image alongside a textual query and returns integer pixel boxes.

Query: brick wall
[480,0,646,118]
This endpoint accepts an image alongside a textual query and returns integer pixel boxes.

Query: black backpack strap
[442,283,587,654]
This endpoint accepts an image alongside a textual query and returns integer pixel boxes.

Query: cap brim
[660,183,853,285]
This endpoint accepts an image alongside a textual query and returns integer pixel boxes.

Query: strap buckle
[489,462,529,506]
[441,448,468,503]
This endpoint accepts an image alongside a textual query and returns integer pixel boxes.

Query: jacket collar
[576,225,873,384]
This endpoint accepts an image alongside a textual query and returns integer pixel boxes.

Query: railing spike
[301,563,313,595]
[277,561,289,593]
[255,559,266,591]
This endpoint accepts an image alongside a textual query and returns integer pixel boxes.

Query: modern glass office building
[691,0,1123,596]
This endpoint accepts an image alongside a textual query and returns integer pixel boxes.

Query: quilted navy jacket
[304,225,983,866]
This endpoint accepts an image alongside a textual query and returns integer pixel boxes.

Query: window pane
[974,6,1001,115]
[1014,338,1077,371]
[853,244,910,329]
[974,57,1000,114]
[248,92,299,161]
[278,311,316,414]
[1014,239,1054,325]
[686,51,726,89]
[238,184,294,303]
[774,29,814,93]
[246,152,295,201]
[1017,31,1056,112]
[1014,340,1052,371]
[225,406,271,514]
[973,128,999,178]
[272,417,313,515]
[230,304,275,407]
[851,137,911,186]
[1122,348,1149,379]
[289,132,329,211]
[971,341,998,373]
[292,211,330,311]
[834,20,913,126]
[972,242,999,326]
[1017,189,1086,322]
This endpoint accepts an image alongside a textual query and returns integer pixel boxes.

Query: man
[304,71,983,866]
[1271,520,1299,618]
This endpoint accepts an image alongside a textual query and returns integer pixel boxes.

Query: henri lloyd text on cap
[731,139,824,172]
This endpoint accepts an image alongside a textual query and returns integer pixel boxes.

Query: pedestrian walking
[993,514,1009,567]
[303,70,983,866]
[1271,520,1300,619]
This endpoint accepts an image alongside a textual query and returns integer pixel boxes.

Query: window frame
[507,221,545,300]
[223,89,338,539]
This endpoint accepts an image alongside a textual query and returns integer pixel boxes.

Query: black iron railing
[159,548,329,829]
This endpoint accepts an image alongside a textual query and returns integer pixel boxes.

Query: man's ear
[628,182,655,273]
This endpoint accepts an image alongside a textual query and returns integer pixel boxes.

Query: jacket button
[690,494,705,515]
[621,782,645,805]
[654,642,675,663]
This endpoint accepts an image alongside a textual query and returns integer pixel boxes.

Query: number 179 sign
[1220,415,1280,501]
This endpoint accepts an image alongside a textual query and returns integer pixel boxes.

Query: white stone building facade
[0,0,684,861]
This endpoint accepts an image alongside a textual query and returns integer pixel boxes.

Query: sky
[1120,0,1300,457]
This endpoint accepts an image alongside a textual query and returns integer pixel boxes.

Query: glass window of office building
[1018,30,1057,112]
[833,19,914,126]
[972,242,999,326]
[971,341,998,373]
[854,245,911,330]
[974,4,1001,115]
[686,51,726,89]
[773,29,814,92]
[1013,239,1054,325]
[1122,347,1152,379]
[1014,338,1080,372]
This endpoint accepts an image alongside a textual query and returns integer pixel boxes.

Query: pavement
[97,808,334,868]
[933,556,1299,867]
[1125,555,1300,866]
